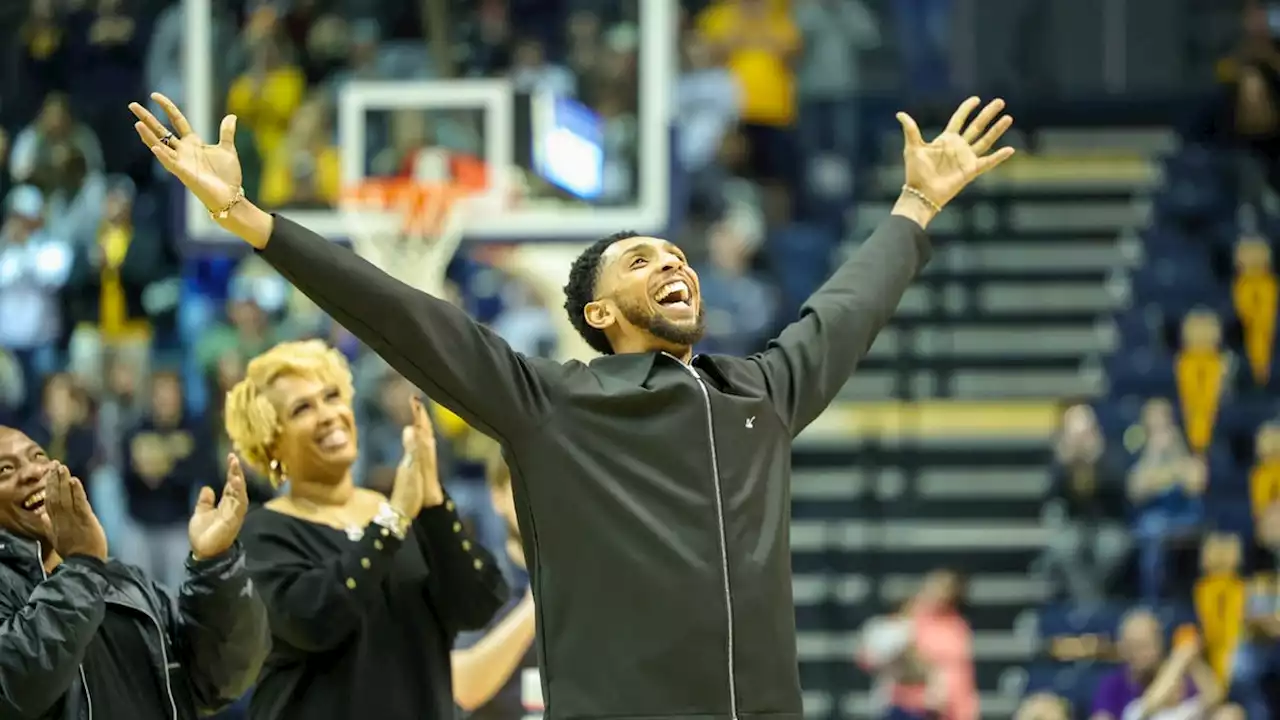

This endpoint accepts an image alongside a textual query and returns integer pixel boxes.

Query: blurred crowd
[1007,4,1280,719]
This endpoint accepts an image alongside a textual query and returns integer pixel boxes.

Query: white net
[340,149,468,299]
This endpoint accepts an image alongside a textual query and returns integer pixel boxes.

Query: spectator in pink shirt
[859,569,979,720]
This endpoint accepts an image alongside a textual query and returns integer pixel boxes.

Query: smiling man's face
[0,427,54,544]
[586,235,706,354]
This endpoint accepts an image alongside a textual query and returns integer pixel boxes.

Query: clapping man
[0,426,269,719]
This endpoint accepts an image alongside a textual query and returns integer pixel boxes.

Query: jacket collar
[588,351,662,385]
[0,527,46,579]
[588,351,732,390]
[0,527,42,558]
[0,528,157,612]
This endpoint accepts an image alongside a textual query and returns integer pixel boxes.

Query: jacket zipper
[140,595,180,720]
[672,355,739,719]
[36,542,92,720]
[105,575,180,720]
[36,543,179,720]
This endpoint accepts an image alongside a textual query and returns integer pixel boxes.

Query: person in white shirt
[0,185,72,413]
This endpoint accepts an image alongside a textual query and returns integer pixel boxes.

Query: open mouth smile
[21,490,45,512]
[653,279,693,311]
[316,427,351,451]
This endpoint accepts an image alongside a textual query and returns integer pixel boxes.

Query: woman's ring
[160,133,175,148]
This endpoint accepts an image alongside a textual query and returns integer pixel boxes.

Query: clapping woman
[224,340,509,719]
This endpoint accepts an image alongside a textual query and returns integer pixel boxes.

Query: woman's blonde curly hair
[224,340,355,486]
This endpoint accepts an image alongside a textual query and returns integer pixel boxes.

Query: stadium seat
[1217,399,1280,453]
[1206,500,1254,536]
[1153,601,1198,635]
[1206,443,1248,498]
[1109,309,1161,350]
[1160,146,1237,183]
[1154,147,1238,226]
[1092,398,1144,441]
[1022,661,1069,694]
[1024,661,1122,715]
[1152,182,1234,228]
[1129,260,1220,308]
[1104,348,1177,398]
[1141,226,1211,258]
[1036,603,1126,639]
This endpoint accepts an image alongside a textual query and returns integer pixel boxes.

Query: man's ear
[584,299,615,332]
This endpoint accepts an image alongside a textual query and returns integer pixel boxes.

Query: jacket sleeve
[168,543,270,714]
[0,556,109,717]
[258,215,557,443]
[413,497,509,632]
[244,519,407,653]
[751,216,931,435]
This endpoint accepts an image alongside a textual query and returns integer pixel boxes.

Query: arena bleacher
[1016,133,1280,715]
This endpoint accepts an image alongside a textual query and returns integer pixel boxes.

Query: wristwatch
[372,503,411,540]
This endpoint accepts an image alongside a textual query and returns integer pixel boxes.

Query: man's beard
[618,296,706,348]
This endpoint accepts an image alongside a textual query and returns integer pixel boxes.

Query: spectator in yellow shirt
[260,97,340,209]
[699,0,800,127]
[698,0,800,223]
[226,37,305,175]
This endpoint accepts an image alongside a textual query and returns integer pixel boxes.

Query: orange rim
[341,179,477,237]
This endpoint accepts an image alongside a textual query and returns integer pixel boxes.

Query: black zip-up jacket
[0,530,270,719]
[260,214,931,719]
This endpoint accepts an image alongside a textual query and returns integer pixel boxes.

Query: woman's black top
[242,497,509,719]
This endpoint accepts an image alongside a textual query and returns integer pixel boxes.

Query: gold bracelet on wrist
[209,186,246,220]
[901,185,942,215]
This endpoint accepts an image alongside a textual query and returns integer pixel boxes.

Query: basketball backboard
[183,0,677,246]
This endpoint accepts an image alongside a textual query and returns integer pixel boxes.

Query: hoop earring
[269,458,288,486]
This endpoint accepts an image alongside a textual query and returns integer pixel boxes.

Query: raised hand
[45,464,108,562]
[188,454,250,560]
[128,93,242,217]
[410,397,445,508]
[390,397,444,519]
[896,97,1016,211]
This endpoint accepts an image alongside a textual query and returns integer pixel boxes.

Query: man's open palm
[897,97,1016,210]
[129,93,242,214]
[189,454,250,560]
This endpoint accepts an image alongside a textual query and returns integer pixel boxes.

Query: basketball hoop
[340,148,489,298]
[342,177,472,239]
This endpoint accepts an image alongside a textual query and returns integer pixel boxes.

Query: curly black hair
[562,231,641,355]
